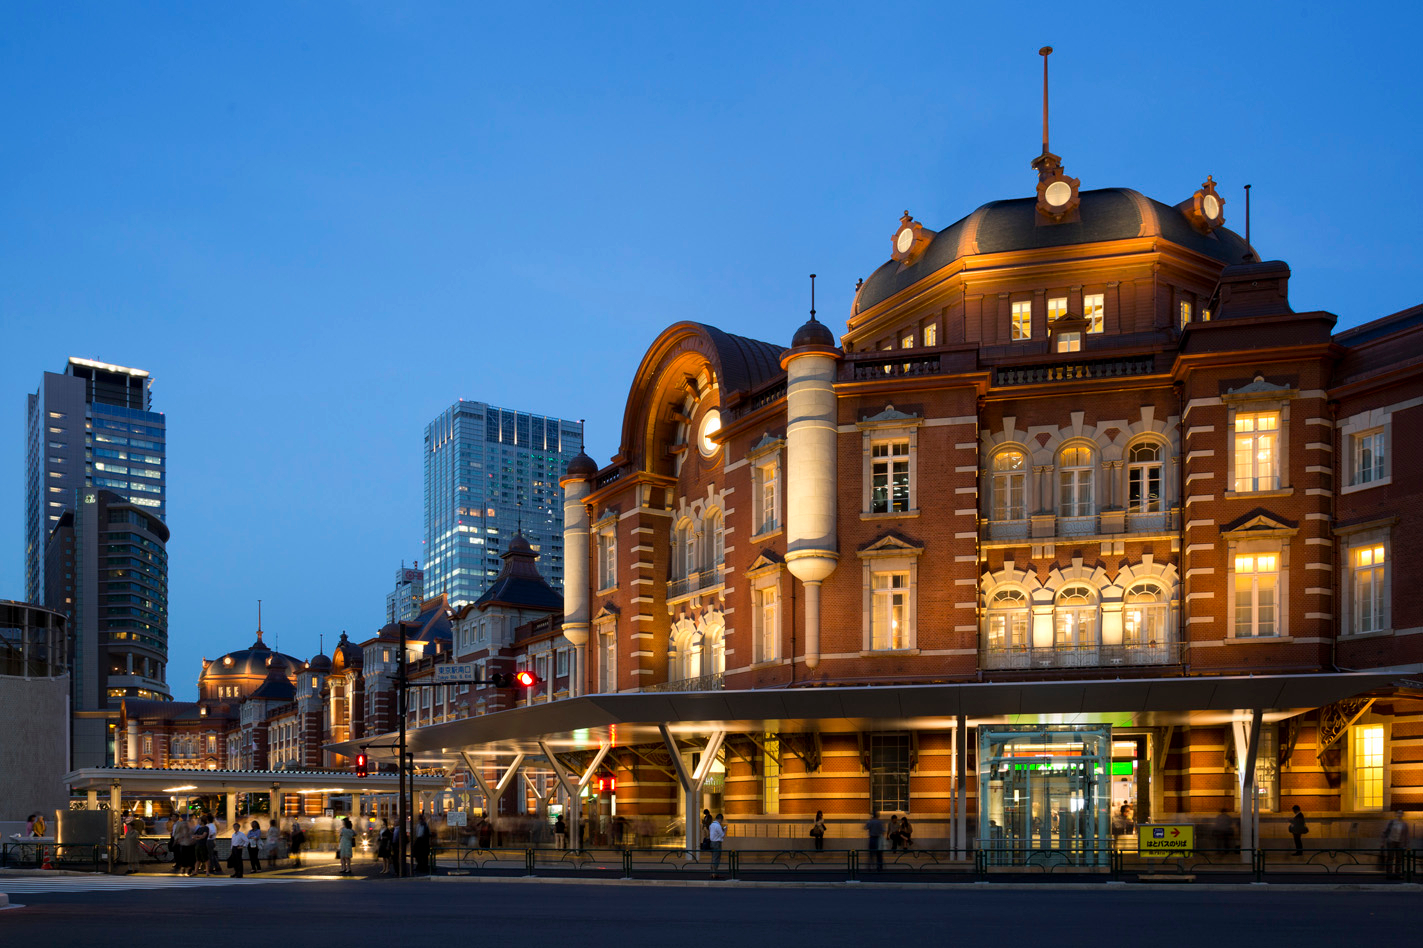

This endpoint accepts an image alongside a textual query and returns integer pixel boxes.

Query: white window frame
[990,449,1027,521]
[1047,296,1068,324]
[596,617,617,694]
[858,539,922,653]
[1053,585,1099,649]
[1011,300,1032,340]
[900,331,915,349]
[1232,550,1282,639]
[870,440,911,514]
[595,518,617,593]
[1083,293,1104,333]
[871,571,911,651]
[1231,409,1282,493]
[923,322,938,346]
[749,438,783,538]
[1057,443,1096,517]
[1351,428,1385,487]
[986,588,1030,652]
[1179,299,1192,328]
[1056,331,1081,353]
[859,411,922,518]
[1351,722,1387,811]
[1340,524,1391,636]
[1126,440,1165,513]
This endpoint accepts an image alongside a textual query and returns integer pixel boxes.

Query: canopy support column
[460,751,527,822]
[1232,709,1262,864]
[539,741,610,853]
[108,780,122,873]
[225,791,237,832]
[955,714,968,859]
[660,726,726,856]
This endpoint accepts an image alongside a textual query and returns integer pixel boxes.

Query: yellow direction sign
[1139,824,1194,856]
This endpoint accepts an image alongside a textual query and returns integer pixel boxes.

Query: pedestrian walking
[289,818,305,867]
[122,815,142,871]
[554,814,568,851]
[865,810,885,870]
[173,815,194,875]
[228,823,248,878]
[206,816,223,874]
[191,816,210,876]
[265,819,280,869]
[809,811,827,852]
[377,820,393,874]
[1382,810,1410,879]
[248,820,263,872]
[338,817,356,875]
[1288,805,1308,856]
[413,815,431,874]
[707,813,726,878]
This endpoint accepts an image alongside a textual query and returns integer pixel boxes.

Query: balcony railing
[850,354,942,381]
[987,519,1029,540]
[980,640,1182,670]
[643,673,725,693]
[667,565,726,600]
[993,356,1156,388]
[730,380,787,420]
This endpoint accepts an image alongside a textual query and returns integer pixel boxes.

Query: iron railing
[643,672,725,693]
[980,640,1183,670]
[666,565,725,600]
[994,356,1156,387]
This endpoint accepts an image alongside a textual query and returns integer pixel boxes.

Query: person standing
[122,814,142,871]
[1287,805,1308,856]
[337,817,356,875]
[554,814,568,851]
[228,823,248,878]
[377,820,393,874]
[172,814,193,875]
[865,810,885,871]
[191,816,210,876]
[247,820,263,873]
[413,815,431,874]
[1382,810,1411,879]
[707,813,727,879]
[206,816,223,875]
[265,819,280,869]
[810,811,827,852]
[288,817,304,867]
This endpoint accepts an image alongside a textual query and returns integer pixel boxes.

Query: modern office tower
[385,561,425,624]
[26,358,169,766]
[26,358,166,604]
[423,400,584,607]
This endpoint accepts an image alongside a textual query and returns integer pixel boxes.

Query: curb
[426,875,1423,893]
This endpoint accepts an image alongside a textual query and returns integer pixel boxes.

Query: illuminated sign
[1139,824,1194,857]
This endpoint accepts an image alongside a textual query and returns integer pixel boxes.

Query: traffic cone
[41,851,54,870]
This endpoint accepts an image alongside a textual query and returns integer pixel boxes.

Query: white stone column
[561,468,592,694]
[126,721,139,766]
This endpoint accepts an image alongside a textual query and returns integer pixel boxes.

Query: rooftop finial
[809,273,817,322]
[1039,46,1053,156]
[255,598,263,643]
[516,500,523,534]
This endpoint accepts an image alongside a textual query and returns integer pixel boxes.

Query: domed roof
[305,651,332,674]
[855,187,1256,314]
[331,632,363,671]
[565,451,598,480]
[791,317,836,349]
[202,629,304,680]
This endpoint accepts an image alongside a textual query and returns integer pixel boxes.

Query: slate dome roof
[565,451,598,480]
[855,187,1255,314]
[202,630,303,680]
[791,317,836,349]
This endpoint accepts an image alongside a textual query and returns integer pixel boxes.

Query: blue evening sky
[2,2,1417,700]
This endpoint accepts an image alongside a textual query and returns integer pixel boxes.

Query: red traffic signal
[514,670,539,687]
[355,752,369,778]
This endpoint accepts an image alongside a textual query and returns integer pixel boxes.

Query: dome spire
[809,273,817,322]
[1039,45,1052,158]
[1031,45,1080,221]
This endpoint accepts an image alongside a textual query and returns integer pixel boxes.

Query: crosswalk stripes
[0,874,343,894]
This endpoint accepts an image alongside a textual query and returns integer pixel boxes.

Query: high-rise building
[385,561,425,624]
[423,400,583,607]
[25,358,169,766]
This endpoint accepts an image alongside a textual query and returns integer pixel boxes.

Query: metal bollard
[525,848,536,876]
[847,848,858,881]
[622,849,633,879]
[728,850,739,881]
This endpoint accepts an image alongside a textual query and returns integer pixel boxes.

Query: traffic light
[489,671,542,689]
[514,670,539,688]
[355,751,369,778]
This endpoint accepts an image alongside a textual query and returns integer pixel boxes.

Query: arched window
[1057,445,1095,517]
[1123,583,1170,646]
[986,589,1030,651]
[673,520,695,579]
[1127,442,1164,513]
[704,509,724,573]
[1054,585,1098,650]
[991,450,1027,521]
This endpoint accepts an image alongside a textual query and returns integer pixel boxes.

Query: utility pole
[397,620,408,878]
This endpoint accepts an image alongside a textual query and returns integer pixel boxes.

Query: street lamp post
[397,620,408,878]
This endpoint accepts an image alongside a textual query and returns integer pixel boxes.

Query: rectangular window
[1352,430,1385,486]
[597,527,616,590]
[1233,411,1280,492]
[556,649,569,677]
[1084,293,1104,333]
[1353,724,1384,810]
[923,323,938,346]
[870,441,910,514]
[1234,554,1279,638]
[599,625,616,693]
[763,735,780,814]
[1352,544,1388,634]
[900,332,914,349]
[1180,300,1192,327]
[141,735,152,755]
[1056,331,1082,353]
[753,459,779,534]
[869,734,911,813]
[1047,296,1068,323]
[756,585,778,663]
[1011,301,1032,340]
[871,571,909,650]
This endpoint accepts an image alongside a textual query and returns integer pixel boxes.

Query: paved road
[2,877,1416,946]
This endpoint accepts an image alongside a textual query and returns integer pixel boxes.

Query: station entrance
[979,725,1112,866]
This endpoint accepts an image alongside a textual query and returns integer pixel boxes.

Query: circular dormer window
[698,410,722,457]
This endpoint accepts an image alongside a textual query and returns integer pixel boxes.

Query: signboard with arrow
[1138,823,1195,856]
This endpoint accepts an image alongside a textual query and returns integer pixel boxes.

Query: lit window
[755,585,779,663]
[1351,544,1388,634]
[1047,297,1068,323]
[1054,585,1098,649]
[871,571,909,650]
[1057,445,1095,517]
[1056,331,1081,353]
[763,735,780,814]
[986,589,1029,652]
[1234,554,1279,638]
[1352,430,1385,486]
[1202,309,1212,322]
[753,457,779,535]
[1233,411,1280,492]
[1011,301,1032,340]
[1353,724,1384,810]
[598,620,616,693]
[871,441,911,514]
[1127,442,1164,512]
[1180,300,1192,327]
[923,323,938,346]
[1123,583,1170,646]
[869,734,910,813]
[596,524,617,591]
[991,450,1027,521]
[901,332,914,349]
[1084,293,1104,333]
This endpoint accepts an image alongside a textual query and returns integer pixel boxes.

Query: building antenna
[257,598,263,644]
[809,274,817,321]
[1244,183,1252,249]
[1039,46,1053,156]
[516,500,523,534]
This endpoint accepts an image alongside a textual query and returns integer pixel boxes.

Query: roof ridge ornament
[1032,46,1080,223]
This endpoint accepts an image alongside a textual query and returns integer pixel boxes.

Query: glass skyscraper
[423,400,583,607]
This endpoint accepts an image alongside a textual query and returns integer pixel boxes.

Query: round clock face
[698,410,722,457]
[895,227,915,254]
[1044,180,1073,207]
[1202,194,1221,220]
